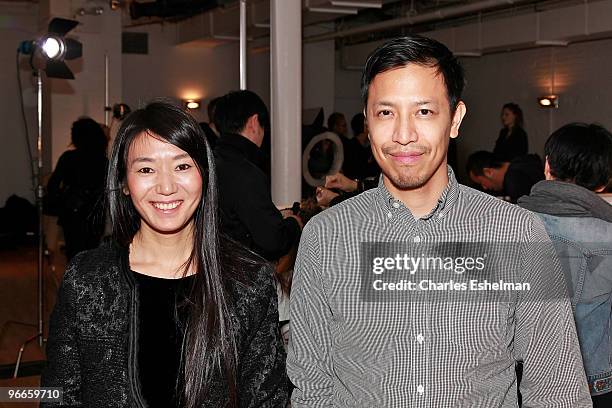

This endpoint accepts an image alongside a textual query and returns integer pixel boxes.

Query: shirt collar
[376,166,460,221]
[217,132,263,165]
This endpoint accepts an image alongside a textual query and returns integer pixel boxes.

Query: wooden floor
[0,376,40,408]
[0,226,66,388]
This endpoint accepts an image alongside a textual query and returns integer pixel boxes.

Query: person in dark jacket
[493,102,528,161]
[199,96,221,150]
[46,117,108,260]
[214,90,302,261]
[41,100,288,408]
[518,123,612,408]
[467,150,544,203]
[342,113,379,180]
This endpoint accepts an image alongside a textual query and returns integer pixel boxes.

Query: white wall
[0,1,123,205]
[46,3,123,168]
[122,24,256,123]
[303,26,335,121]
[0,2,39,204]
[458,39,612,181]
[122,24,337,126]
[334,38,612,182]
[334,53,363,129]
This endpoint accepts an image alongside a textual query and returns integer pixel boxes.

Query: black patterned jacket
[41,241,288,407]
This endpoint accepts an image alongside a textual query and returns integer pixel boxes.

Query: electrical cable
[16,49,36,190]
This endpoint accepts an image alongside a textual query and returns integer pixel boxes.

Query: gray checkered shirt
[287,168,592,407]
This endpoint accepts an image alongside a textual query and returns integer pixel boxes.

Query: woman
[493,102,528,161]
[46,117,108,260]
[42,101,288,407]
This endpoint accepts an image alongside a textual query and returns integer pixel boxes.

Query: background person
[199,96,221,150]
[518,122,612,407]
[493,102,528,161]
[46,117,108,260]
[42,101,287,408]
[467,150,543,203]
[342,113,379,180]
[214,90,302,261]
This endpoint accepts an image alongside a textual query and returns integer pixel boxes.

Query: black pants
[593,391,612,408]
[61,212,104,260]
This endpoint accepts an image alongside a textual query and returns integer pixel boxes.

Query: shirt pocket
[435,301,511,352]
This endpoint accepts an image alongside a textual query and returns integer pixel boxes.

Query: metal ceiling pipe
[303,0,536,43]
[240,0,247,89]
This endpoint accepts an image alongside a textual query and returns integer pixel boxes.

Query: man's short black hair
[545,123,612,191]
[327,112,345,131]
[466,151,504,177]
[361,35,465,112]
[214,90,270,135]
[350,113,365,136]
[207,96,221,124]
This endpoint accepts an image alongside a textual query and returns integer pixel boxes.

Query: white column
[270,0,302,208]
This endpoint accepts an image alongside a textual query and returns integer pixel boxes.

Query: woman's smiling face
[124,132,202,237]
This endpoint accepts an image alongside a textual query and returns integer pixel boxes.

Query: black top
[342,138,379,180]
[133,271,193,408]
[503,154,544,203]
[214,133,300,261]
[41,241,288,407]
[46,149,108,221]
[493,126,528,162]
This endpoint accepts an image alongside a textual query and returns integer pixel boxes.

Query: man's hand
[316,186,339,208]
[325,173,358,193]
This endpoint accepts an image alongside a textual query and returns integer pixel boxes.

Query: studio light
[538,95,558,108]
[13,18,83,374]
[41,36,63,59]
[18,17,82,79]
[184,99,201,110]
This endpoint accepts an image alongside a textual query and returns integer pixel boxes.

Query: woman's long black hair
[106,99,243,407]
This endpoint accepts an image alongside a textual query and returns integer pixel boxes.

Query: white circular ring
[302,131,344,187]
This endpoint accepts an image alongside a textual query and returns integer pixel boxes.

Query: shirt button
[392,202,400,209]
[416,334,424,344]
[387,212,393,219]
[417,384,424,395]
[413,236,421,243]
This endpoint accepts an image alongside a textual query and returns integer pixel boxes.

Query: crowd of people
[41,35,611,407]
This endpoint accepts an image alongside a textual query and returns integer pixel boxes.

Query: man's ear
[363,108,370,140]
[544,157,553,180]
[247,114,260,132]
[450,101,467,139]
[483,168,494,179]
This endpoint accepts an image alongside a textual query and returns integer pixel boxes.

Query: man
[214,90,302,261]
[199,96,221,149]
[327,112,348,139]
[342,113,380,180]
[287,36,590,407]
[466,150,544,203]
[518,123,612,407]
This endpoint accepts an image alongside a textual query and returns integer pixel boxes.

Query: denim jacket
[534,213,612,395]
[519,180,612,396]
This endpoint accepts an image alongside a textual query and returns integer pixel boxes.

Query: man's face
[469,169,503,192]
[366,64,465,191]
[334,116,348,138]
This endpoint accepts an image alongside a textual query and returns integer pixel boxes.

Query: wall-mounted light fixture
[183,99,201,110]
[538,95,558,108]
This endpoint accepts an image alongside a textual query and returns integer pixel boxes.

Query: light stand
[12,18,82,378]
[13,71,45,377]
